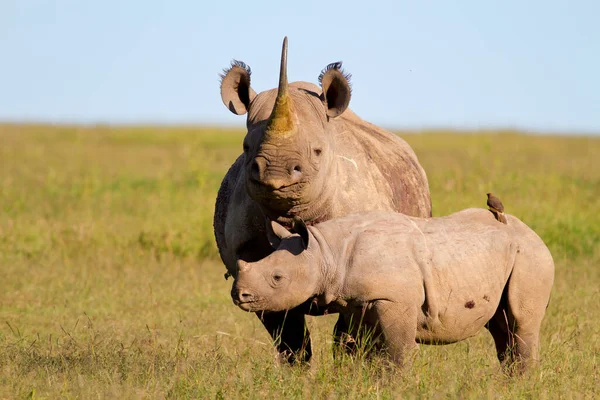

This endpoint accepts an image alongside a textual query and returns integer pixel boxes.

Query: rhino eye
[313,148,322,156]
[271,271,285,286]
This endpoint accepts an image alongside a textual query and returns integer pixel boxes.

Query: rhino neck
[307,224,344,305]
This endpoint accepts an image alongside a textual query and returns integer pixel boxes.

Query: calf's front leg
[373,300,418,367]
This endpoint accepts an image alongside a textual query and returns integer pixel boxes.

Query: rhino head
[231,218,320,312]
[220,37,352,223]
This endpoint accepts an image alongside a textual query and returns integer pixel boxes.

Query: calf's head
[231,218,319,312]
[220,37,352,221]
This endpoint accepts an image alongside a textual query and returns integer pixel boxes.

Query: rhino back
[317,209,516,341]
[332,110,431,218]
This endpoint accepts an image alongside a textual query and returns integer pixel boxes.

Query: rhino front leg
[332,314,358,355]
[373,300,418,367]
[234,237,312,364]
[257,308,312,364]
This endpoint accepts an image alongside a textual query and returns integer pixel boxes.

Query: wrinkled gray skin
[232,209,555,372]
[214,37,431,363]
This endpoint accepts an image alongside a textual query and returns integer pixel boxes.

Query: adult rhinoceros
[214,37,431,363]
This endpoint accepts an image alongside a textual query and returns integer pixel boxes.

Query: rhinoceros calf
[232,209,555,371]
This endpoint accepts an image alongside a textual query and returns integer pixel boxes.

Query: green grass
[1,124,599,398]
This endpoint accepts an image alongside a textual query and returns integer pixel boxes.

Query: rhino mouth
[236,300,262,312]
[247,183,305,212]
[248,179,305,197]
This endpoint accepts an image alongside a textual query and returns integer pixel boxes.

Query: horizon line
[0,120,598,138]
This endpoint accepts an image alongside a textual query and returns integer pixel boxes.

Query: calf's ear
[292,217,309,250]
[220,60,257,115]
[265,218,293,249]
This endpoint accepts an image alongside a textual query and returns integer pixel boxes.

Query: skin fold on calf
[214,37,432,363]
[231,208,555,372]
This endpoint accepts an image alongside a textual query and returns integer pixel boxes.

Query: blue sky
[1,0,598,133]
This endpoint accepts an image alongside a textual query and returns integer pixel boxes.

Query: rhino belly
[415,283,504,344]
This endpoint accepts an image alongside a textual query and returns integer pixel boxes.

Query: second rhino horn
[265,37,296,138]
[238,259,251,272]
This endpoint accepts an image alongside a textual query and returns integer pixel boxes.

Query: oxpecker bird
[487,192,507,224]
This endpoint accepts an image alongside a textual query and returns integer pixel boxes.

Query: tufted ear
[318,62,352,118]
[220,60,257,115]
[265,218,293,249]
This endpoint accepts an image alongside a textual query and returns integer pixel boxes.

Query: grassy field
[1,124,599,398]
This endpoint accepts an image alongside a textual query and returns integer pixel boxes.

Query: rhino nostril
[240,291,253,301]
[251,160,261,180]
[291,165,302,182]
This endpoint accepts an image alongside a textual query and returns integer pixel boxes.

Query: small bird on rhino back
[487,192,507,224]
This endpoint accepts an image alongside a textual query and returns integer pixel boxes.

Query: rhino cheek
[268,292,298,312]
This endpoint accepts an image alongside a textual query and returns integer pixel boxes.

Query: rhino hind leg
[485,301,514,366]
[486,298,542,375]
[257,309,312,364]
[487,260,551,374]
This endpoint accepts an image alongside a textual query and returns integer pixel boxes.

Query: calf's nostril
[235,288,254,302]
[240,291,252,300]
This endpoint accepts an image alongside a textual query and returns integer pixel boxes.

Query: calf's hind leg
[486,299,542,374]
[487,265,552,373]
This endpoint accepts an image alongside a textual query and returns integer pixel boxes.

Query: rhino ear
[265,218,293,249]
[291,217,309,250]
[220,60,257,115]
[318,62,352,118]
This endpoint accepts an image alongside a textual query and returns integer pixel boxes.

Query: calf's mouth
[231,288,263,312]
[237,301,258,312]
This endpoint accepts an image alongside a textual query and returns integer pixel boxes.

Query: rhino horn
[238,259,251,272]
[266,37,296,138]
